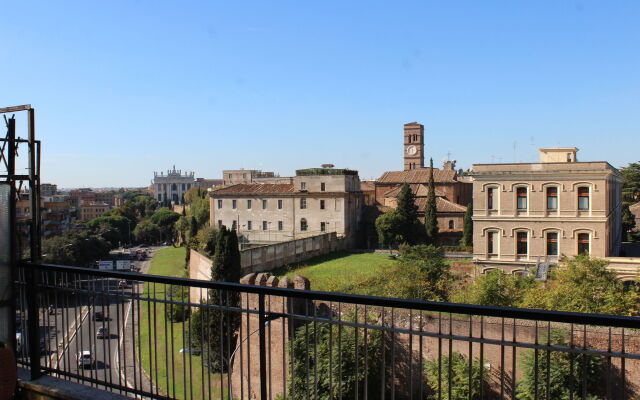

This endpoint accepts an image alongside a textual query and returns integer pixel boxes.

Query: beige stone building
[471,147,623,274]
[79,202,111,222]
[210,168,362,246]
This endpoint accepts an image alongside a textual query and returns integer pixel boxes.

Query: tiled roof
[210,184,295,195]
[360,181,376,191]
[382,183,446,198]
[415,197,467,214]
[377,168,458,184]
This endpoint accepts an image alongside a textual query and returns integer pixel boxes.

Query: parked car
[77,350,93,368]
[118,280,129,289]
[94,311,105,321]
[96,327,109,339]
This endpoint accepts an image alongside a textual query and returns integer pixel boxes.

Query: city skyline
[2,1,639,187]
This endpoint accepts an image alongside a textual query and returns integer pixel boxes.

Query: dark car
[94,311,105,321]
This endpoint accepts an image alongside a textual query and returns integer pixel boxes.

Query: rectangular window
[578,233,590,254]
[301,182,306,190]
[487,188,494,210]
[232,220,237,230]
[278,199,283,209]
[247,200,252,209]
[232,200,237,209]
[546,232,558,256]
[217,220,222,228]
[487,232,495,254]
[262,221,268,230]
[247,221,252,230]
[182,184,186,190]
[262,199,267,209]
[300,198,307,209]
[517,187,527,210]
[320,200,325,210]
[217,199,223,209]
[578,187,589,210]
[516,232,528,255]
[321,222,326,232]
[278,221,283,231]
[546,187,558,210]
[321,182,326,191]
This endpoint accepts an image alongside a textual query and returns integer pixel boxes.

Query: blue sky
[2,1,639,188]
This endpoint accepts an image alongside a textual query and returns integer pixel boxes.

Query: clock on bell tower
[403,122,425,171]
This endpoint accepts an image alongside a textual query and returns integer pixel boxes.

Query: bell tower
[403,122,424,171]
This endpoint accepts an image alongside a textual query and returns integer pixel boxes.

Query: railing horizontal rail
[22,261,640,328]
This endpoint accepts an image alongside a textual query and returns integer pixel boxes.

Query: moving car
[77,350,93,368]
[96,327,109,339]
[94,311,105,321]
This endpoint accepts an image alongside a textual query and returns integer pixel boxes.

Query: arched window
[577,233,590,254]
[448,220,454,229]
[300,218,308,231]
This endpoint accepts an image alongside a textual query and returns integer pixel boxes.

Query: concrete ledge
[17,369,129,400]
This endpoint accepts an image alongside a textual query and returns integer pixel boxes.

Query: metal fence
[13,261,640,400]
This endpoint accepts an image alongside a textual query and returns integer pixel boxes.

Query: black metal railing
[13,261,640,400]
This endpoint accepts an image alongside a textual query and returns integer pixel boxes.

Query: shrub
[165,285,190,322]
[424,352,488,400]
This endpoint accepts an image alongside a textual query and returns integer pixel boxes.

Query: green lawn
[272,251,398,293]
[140,246,227,399]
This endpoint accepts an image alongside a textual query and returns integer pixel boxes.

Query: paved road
[24,246,164,397]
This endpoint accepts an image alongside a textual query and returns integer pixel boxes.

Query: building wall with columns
[152,166,196,205]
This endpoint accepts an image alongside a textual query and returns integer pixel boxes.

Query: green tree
[620,162,640,202]
[517,329,603,400]
[453,269,537,307]
[424,352,488,400]
[461,203,473,247]
[42,231,110,267]
[86,215,132,247]
[424,158,439,245]
[191,226,242,372]
[375,211,404,250]
[175,216,189,245]
[133,220,161,244]
[395,183,420,243]
[196,226,218,256]
[520,255,640,315]
[149,208,181,241]
[190,196,210,228]
[289,315,382,400]
[184,187,207,204]
[166,285,190,322]
[622,203,636,240]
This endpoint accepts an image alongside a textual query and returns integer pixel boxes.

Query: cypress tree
[425,158,439,245]
[396,182,419,243]
[462,203,473,247]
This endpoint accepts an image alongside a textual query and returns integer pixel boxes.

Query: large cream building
[210,168,362,246]
[471,147,623,274]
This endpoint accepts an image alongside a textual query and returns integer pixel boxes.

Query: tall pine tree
[424,158,439,245]
[396,182,419,243]
[462,203,473,247]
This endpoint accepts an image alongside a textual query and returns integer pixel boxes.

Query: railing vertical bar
[130,278,138,395]
[419,310,424,400]
[378,305,383,400]
[239,291,245,400]
[511,318,516,400]
[448,313,453,400]
[258,293,268,400]
[87,273,96,386]
[408,309,413,399]
[136,280,143,396]
[479,315,484,400]
[147,281,155,396]
[166,283,172,399]
[364,304,369,400]
[100,278,109,389]
[313,298,319,400]
[545,321,551,400]
[606,327,612,400]
[338,302,344,400]
[304,298,310,400]
[534,320,539,400]
[328,300,333,400]
[120,279,128,393]
[391,307,395,400]
[354,304,359,400]
[468,314,473,400]
[74,272,84,384]
[569,323,574,400]
[186,285,193,400]
[283,293,288,400]
[53,272,62,378]
[581,324,587,400]
[499,317,504,400]
[621,327,626,400]
[223,289,230,400]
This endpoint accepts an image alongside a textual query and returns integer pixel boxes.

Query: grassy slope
[272,251,398,293]
[140,246,226,399]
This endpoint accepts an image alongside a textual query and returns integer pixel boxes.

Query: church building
[373,122,472,245]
